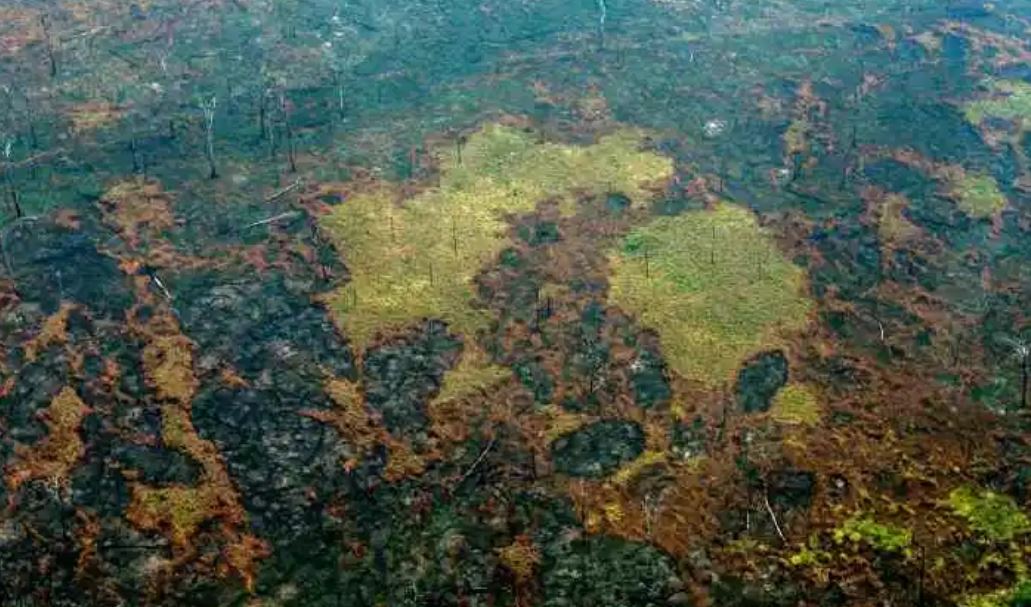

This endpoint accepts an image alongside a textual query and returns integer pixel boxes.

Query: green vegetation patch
[784,119,810,157]
[608,203,811,385]
[788,544,832,568]
[948,486,1031,541]
[878,193,920,244]
[320,123,673,352]
[430,343,509,407]
[964,80,1031,127]
[834,514,912,554]
[770,383,821,425]
[949,174,1007,219]
[960,580,1031,607]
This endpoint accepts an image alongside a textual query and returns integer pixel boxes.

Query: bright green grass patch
[320,123,673,352]
[607,203,811,385]
[948,486,1030,541]
[949,174,1007,219]
[770,383,821,425]
[964,80,1031,127]
[834,514,912,555]
[788,545,831,568]
[430,343,510,406]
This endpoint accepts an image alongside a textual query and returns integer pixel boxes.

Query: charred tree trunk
[130,135,142,174]
[281,93,297,173]
[1022,353,1028,410]
[40,14,58,78]
[258,92,267,141]
[2,141,22,218]
[202,96,218,179]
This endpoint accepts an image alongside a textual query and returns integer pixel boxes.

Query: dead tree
[998,335,1030,409]
[40,14,58,78]
[279,91,297,173]
[200,96,218,179]
[2,137,22,218]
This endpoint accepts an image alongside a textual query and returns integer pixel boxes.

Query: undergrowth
[607,203,811,385]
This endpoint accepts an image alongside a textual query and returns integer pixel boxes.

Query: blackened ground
[2,215,131,317]
[362,321,462,438]
[735,350,789,414]
[541,534,678,607]
[551,420,645,478]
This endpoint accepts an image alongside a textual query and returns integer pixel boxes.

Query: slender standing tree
[333,67,346,120]
[40,13,58,78]
[2,137,22,218]
[258,87,268,141]
[201,95,218,179]
[1001,336,1030,409]
[280,90,297,173]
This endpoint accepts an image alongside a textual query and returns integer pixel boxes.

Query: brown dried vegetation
[67,102,128,135]
[0,7,43,56]
[937,21,1031,71]
[124,277,267,591]
[99,178,176,250]
[303,378,384,454]
[783,79,830,165]
[304,375,443,482]
[22,302,76,363]
[5,386,91,493]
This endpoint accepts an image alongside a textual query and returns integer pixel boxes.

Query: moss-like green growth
[1013,581,1031,606]
[608,203,811,385]
[964,80,1031,127]
[427,342,510,442]
[949,174,1007,219]
[611,450,667,487]
[784,120,809,157]
[788,544,832,567]
[878,193,920,245]
[960,580,1031,607]
[320,123,673,354]
[948,486,1031,541]
[127,484,224,548]
[770,383,821,425]
[430,343,509,407]
[834,514,912,555]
